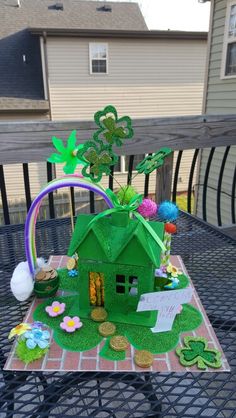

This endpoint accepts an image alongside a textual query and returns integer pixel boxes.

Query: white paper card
[137,287,193,333]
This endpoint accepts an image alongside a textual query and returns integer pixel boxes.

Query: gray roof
[0,0,147,111]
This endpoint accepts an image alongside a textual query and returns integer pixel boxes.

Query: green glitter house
[68,211,164,327]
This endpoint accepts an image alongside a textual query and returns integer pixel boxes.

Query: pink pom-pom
[137,198,157,218]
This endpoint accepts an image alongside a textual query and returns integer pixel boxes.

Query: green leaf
[63,159,78,175]
[48,130,85,175]
[47,153,65,163]
[103,116,116,131]
[52,137,65,153]
[67,130,77,151]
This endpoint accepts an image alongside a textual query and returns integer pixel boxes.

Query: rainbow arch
[24,175,114,276]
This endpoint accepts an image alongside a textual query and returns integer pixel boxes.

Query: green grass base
[58,268,80,292]
[123,304,202,354]
[16,339,48,364]
[33,294,203,358]
[33,295,102,352]
[155,273,189,291]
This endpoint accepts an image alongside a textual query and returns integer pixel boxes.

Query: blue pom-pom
[158,201,179,222]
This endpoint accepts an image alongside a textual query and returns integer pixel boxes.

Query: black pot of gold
[34,266,59,298]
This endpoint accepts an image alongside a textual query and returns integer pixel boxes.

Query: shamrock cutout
[136,148,172,174]
[176,336,222,370]
[93,105,133,147]
[47,130,85,174]
[77,141,118,183]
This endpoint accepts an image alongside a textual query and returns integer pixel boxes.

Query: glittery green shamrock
[77,141,118,183]
[93,105,133,147]
[176,336,222,370]
[47,130,85,174]
[136,148,172,174]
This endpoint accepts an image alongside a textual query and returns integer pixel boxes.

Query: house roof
[30,28,207,40]
[0,0,147,112]
[68,213,164,266]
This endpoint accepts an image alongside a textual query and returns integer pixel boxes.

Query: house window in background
[221,1,236,77]
[89,43,108,74]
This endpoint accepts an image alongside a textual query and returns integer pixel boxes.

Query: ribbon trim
[88,189,166,252]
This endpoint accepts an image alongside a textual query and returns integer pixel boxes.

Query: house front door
[89,272,105,307]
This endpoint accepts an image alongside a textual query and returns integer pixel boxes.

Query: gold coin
[67,258,76,270]
[91,307,108,322]
[110,336,129,352]
[134,350,153,368]
[50,270,58,279]
[44,272,52,281]
[35,270,46,281]
[43,265,53,272]
[98,322,116,337]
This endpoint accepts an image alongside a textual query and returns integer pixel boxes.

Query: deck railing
[0,114,236,226]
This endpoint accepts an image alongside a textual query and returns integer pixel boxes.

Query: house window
[89,43,108,74]
[128,276,138,296]
[221,1,236,77]
[116,274,138,296]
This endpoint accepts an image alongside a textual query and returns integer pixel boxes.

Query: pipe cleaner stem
[161,232,172,266]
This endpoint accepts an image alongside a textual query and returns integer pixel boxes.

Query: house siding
[47,37,206,120]
[46,36,207,197]
[196,0,236,225]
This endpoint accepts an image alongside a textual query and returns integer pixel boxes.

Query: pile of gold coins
[35,265,58,282]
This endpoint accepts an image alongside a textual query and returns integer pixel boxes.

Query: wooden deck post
[155,153,174,203]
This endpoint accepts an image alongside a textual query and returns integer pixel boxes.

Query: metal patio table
[0,212,236,418]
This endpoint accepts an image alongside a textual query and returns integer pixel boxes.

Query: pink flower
[45,301,65,317]
[60,316,83,333]
[138,198,157,218]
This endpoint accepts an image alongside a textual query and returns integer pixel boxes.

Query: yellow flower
[166,264,182,278]
[8,323,31,339]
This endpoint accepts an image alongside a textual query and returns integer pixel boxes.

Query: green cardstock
[176,336,222,370]
[77,140,118,183]
[136,148,173,174]
[93,105,134,147]
[67,212,165,327]
[47,130,85,174]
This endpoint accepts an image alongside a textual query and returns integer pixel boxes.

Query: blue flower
[68,269,78,277]
[24,327,50,350]
[32,321,44,328]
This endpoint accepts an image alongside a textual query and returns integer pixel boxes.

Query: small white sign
[137,287,193,333]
